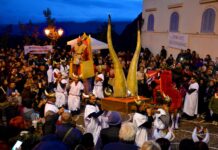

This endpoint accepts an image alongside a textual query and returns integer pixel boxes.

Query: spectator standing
[160,46,167,59]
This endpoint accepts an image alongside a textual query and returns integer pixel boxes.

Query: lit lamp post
[44,27,64,43]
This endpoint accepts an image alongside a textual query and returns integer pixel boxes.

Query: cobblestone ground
[73,112,218,150]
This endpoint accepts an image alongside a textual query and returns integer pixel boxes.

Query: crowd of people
[0,42,217,150]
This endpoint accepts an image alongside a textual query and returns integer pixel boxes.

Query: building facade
[141,0,218,59]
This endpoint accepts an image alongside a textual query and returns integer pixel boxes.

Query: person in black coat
[160,46,167,59]
[55,112,82,150]
[100,111,122,148]
[43,111,59,135]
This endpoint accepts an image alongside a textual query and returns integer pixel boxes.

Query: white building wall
[142,0,218,59]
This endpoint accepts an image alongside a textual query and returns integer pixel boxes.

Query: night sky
[0,0,142,24]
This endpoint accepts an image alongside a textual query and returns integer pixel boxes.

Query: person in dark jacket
[55,112,82,150]
[33,134,70,150]
[160,46,167,59]
[43,111,59,135]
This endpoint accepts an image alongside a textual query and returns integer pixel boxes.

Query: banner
[168,32,188,50]
[24,45,53,55]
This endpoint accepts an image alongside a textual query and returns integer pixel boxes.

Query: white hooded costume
[133,112,148,147]
[84,104,102,145]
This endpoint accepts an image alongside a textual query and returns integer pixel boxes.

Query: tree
[43,8,55,27]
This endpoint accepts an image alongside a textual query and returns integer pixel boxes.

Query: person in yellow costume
[71,37,89,75]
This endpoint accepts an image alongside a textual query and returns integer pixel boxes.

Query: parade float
[100,16,150,113]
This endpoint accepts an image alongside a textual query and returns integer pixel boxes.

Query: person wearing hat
[68,74,84,115]
[183,77,199,119]
[100,111,122,148]
[44,88,64,116]
[84,93,104,145]
[55,78,68,108]
[43,88,65,135]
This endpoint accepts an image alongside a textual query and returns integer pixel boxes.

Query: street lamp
[44,27,64,41]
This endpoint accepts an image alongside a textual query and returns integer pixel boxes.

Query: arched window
[170,12,179,32]
[147,14,154,31]
[201,8,216,33]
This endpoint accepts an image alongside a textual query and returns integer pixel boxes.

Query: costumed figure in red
[153,70,183,129]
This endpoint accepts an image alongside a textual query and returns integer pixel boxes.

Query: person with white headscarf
[183,77,199,119]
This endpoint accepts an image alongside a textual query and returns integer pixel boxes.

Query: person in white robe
[183,77,199,118]
[47,65,53,84]
[55,79,68,108]
[60,59,70,75]
[68,75,84,114]
[44,100,59,116]
[133,105,153,147]
[53,62,61,83]
[84,94,104,145]
[44,89,64,116]
[93,73,104,99]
